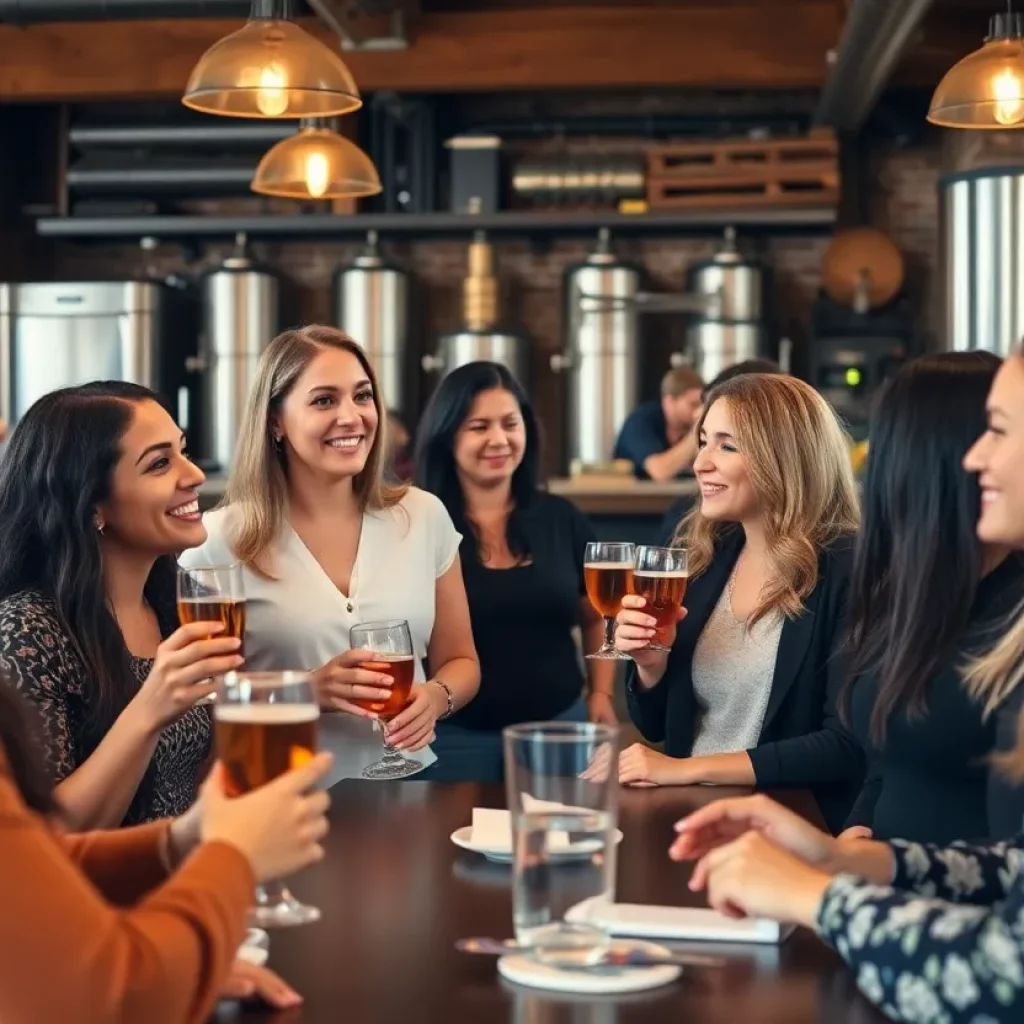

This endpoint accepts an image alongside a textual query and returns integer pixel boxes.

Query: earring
[273,434,284,448]
[94,518,105,535]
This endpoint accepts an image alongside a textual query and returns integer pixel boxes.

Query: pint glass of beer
[215,671,321,927]
[629,546,688,652]
[583,542,635,660]
[348,619,423,781]
[177,563,246,658]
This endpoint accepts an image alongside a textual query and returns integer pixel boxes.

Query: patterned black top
[0,589,212,825]
[817,834,1024,1021]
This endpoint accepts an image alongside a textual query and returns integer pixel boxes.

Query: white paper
[470,807,571,851]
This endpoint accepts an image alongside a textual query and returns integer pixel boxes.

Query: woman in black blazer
[610,374,863,831]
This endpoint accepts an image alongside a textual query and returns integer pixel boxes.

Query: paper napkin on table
[470,807,571,851]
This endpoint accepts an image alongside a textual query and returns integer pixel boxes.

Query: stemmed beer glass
[215,671,321,927]
[177,563,247,656]
[629,545,688,652]
[583,542,635,660]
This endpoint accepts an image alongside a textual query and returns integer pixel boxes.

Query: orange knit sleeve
[0,771,255,1024]
[61,819,172,906]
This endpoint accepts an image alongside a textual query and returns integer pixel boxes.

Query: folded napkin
[470,807,572,851]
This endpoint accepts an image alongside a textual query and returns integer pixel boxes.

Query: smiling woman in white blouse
[181,325,480,782]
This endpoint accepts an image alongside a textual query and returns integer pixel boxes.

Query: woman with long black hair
[0,382,243,829]
[415,361,615,782]
[840,351,1023,843]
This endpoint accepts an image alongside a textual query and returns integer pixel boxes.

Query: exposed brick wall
[49,131,944,476]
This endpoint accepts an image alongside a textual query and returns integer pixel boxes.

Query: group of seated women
[0,322,1022,1022]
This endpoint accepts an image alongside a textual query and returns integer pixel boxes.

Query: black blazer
[626,528,864,832]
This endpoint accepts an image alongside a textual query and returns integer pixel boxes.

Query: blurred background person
[415,362,615,782]
[613,366,704,481]
[384,408,414,484]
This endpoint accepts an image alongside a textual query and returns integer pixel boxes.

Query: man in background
[613,366,705,481]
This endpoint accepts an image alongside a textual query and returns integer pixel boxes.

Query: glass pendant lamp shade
[183,0,361,119]
[928,13,1024,128]
[251,121,382,199]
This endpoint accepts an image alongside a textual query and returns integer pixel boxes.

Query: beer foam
[584,562,634,570]
[214,703,320,724]
[632,570,689,578]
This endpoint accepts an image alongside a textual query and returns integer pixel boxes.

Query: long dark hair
[0,382,179,734]
[842,351,1003,742]
[414,362,542,563]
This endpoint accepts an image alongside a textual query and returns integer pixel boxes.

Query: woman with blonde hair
[665,345,1024,1023]
[607,373,864,829]
[182,326,480,782]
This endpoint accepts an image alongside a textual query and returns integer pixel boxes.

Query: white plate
[497,939,681,994]
[450,825,624,864]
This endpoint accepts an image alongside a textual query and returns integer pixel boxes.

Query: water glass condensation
[503,722,620,967]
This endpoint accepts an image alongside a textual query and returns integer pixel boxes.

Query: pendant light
[928,8,1024,128]
[251,118,382,200]
[183,0,361,120]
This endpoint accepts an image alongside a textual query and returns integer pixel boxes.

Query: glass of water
[503,722,620,967]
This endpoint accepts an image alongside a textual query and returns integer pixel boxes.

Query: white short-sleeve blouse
[180,486,462,783]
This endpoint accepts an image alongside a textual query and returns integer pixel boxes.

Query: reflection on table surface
[221,781,885,1024]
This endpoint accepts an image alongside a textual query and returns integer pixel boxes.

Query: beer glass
[629,545,688,652]
[177,563,246,658]
[349,619,422,781]
[215,671,321,927]
[583,541,635,660]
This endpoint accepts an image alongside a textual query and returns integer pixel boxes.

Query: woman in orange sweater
[0,679,332,1023]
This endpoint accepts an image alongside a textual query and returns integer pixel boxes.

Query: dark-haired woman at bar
[840,352,1023,844]
[0,383,243,829]
[415,361,615,782]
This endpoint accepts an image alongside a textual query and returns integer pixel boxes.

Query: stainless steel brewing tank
[197,242,279,472]
[429,329,531,386]
[557,231,641,467]
[685,228,768,383]
[334,232,410,413]
[0,280,169,428]
[940,167,1024,356]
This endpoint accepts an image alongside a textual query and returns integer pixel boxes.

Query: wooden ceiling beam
[0,3,846,101]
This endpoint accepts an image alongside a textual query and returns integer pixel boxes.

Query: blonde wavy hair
[672,374,860,624]
[223,325,406,577]
[964,346,1024,778]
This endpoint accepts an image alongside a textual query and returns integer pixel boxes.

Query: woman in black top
[414,362,615,782]
[610,374,863,831]
[0,382,244,829]
[840,352,1024,845]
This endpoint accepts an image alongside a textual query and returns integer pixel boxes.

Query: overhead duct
[0,0,312,22]
[815,0,935,131]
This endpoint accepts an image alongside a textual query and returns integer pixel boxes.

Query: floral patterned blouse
[0,589,212,825]
[817,834,1024,1022]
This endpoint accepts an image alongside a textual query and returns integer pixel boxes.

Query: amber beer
[584,562,634,619]
[178,597,246,657]
[350,655,415,719]
[215,702,318,797]
[629,570,688,641]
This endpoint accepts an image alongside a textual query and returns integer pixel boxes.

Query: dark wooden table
[223,781,886,1024]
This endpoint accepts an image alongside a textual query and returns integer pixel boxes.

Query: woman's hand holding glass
[614,596,687,680]
[130,622,244,732]
[311,650,395,719]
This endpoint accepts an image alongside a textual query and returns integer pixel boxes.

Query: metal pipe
[815,0,935,131]
[68,123,293,146]
[0,0,311,22]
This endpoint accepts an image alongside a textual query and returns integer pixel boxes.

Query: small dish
[450,825,624,864]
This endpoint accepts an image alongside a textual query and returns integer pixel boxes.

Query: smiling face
[964,355,1024,549]
[454,387,526,489]
[692,397,759,523]
[95,399,206,556]
[274,345,380,482]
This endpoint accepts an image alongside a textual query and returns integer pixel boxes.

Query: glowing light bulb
[304,151,330,198]
[256,63,289,117]
[992,66,1024,125]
